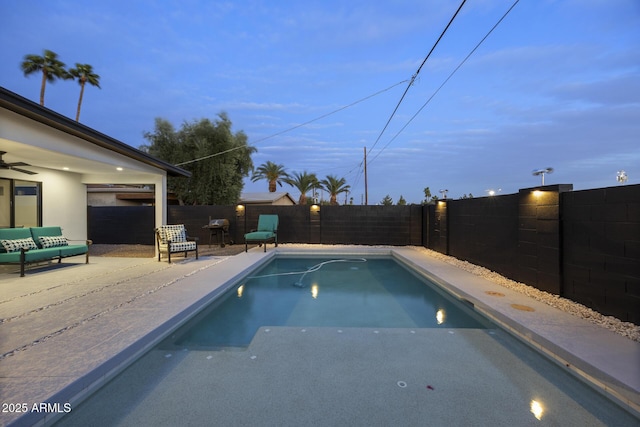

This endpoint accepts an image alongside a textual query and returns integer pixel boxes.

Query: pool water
[168,257,490,349]
[55,255,639,426]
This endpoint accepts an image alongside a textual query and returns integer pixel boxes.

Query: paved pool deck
[0,245,638,426]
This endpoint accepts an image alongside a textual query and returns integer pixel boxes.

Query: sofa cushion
[167,241,197,252]
[59,244,89,257]
[30,226,64,248]
[39,235,69,248]
[23,247,61,262]
[245,231,276,241]
[0,237,38,253]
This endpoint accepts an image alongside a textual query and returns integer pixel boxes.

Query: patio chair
[244,214,279,252]
[155,224,199,263]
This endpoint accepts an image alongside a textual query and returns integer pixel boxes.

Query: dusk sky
[1,0,638,204]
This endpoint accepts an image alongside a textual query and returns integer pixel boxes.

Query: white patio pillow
[1,237,38,253]
[39,235,69,248]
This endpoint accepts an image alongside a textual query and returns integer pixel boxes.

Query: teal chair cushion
[245,231,275,240]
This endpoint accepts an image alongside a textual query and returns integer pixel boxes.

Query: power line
[368,0,520,166]
[366,0,468,158]
[175,79,408,167]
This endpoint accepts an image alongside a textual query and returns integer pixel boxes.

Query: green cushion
[30,227,64,248]
[0,228,32,246]
[0,252,23,262]
[245,231,276,241]
[59,245,89,257]
[23,248,61,261]
[256,215,279,232]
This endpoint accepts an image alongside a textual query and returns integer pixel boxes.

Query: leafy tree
[21,49,71,106]
[69,63,101,121]
[397,195,407,206]
[380,195,393,206]
[251,161,289,192]
[141,114,255,204]
[284,171,318,204]
[320,175,350,205]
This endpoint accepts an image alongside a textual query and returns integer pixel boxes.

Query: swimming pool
[168,257,491,349]
[55,254,639,426]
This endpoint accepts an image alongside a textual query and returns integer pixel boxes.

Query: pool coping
[3,245,639,426]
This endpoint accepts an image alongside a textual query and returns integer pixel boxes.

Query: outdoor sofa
[0,226,91,277]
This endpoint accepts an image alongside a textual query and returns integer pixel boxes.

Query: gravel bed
[411,246,640,343]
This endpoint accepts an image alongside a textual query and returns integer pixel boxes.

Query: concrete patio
[0,246,638,426]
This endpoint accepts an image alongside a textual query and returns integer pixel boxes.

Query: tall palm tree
[69,63,101,121]
[20,49,70,106]
[251,161,289,192]
[284,171,318,204]
[320,175,350,205]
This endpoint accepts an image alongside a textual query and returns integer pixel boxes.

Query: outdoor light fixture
[235,204,245,217]
[532,167,553,185]
[487,188,502,196]
[439,189,448,199]
[616,170,628,184]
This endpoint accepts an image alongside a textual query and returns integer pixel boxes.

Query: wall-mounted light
[116,167,123,171]
[236,204,245,217]
[532,190,543,198]
[310,204,320,214]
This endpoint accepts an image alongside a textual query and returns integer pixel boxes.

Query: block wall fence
[87,183,639,324]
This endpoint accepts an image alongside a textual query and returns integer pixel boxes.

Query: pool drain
[397,381,407,388]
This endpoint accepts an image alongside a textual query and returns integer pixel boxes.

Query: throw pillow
[1,237,38,253]
[39,235,69,248]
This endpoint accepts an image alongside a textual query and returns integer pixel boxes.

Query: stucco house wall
[0,87,186,240]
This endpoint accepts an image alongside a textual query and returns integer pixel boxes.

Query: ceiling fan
[0,151,37,175]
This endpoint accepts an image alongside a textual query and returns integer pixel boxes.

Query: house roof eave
[0,86,191,178]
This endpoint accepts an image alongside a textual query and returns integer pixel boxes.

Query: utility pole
[364,146,368,205]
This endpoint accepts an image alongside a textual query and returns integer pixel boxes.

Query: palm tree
[284,171,318,204]
[20,49,70,106]
[320,175,350,205]
[69,63,101,121]
[251,161,289,192]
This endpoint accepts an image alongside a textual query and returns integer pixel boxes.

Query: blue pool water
[169,257,491,349]
[55,255,639,426]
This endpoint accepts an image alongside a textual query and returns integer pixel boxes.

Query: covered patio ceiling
[0,87,189,180]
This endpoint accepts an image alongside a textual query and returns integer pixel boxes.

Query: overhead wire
[174,79,408,167]
[368,0,521,166]
[365,0,468,158]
